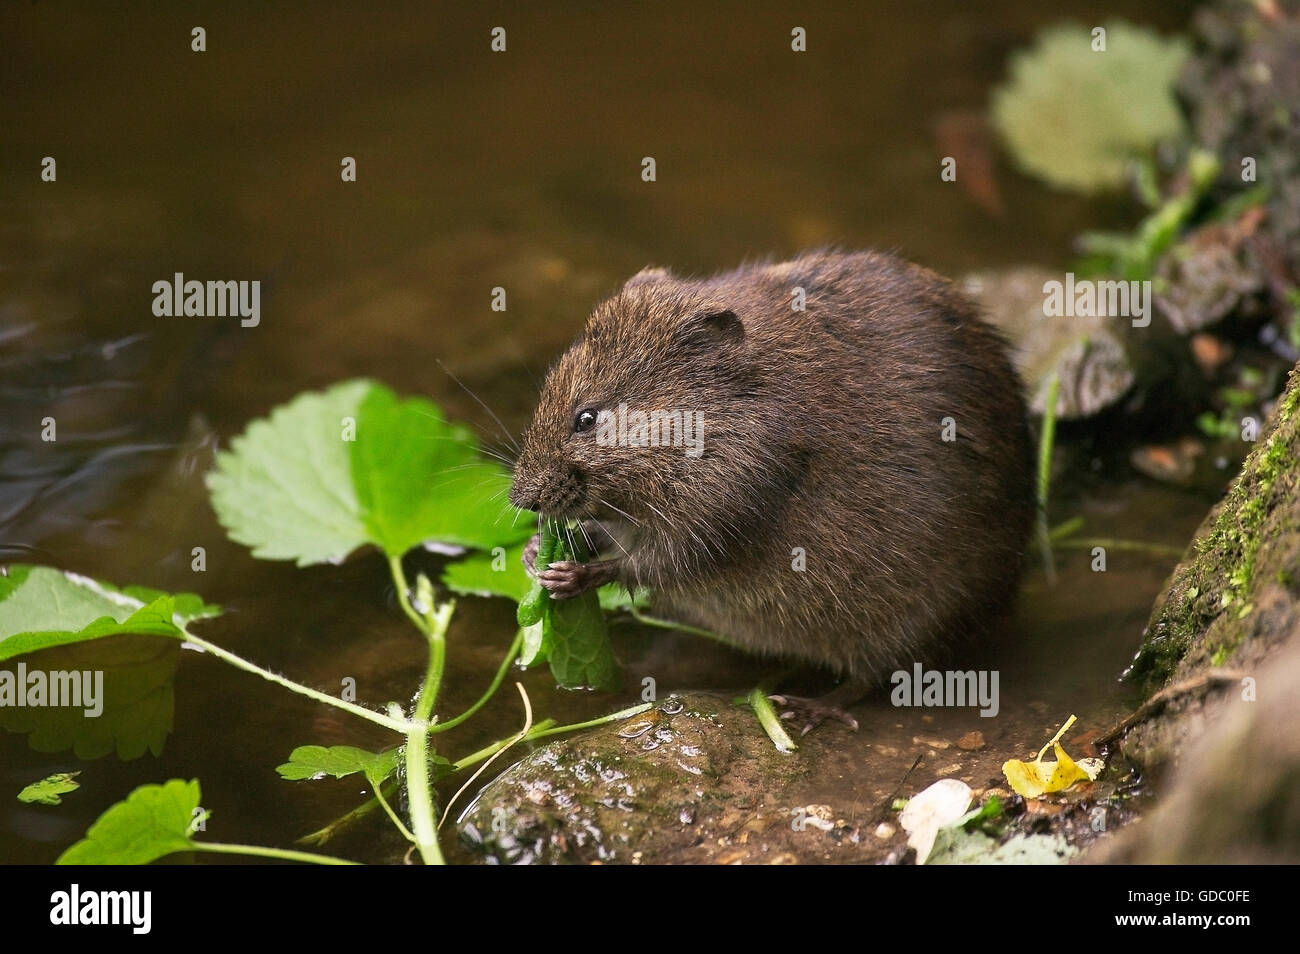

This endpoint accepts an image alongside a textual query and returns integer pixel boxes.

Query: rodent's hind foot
[536,558,620,600]
[769,690,862,736]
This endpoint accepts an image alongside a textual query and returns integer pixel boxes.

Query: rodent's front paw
[522,533,541,577]
[536,560,588,600]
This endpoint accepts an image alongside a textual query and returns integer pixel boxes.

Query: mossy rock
[1122,361,1300,767]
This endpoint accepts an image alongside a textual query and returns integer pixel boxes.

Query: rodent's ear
[624,266,672,289]
[677,307,744,349]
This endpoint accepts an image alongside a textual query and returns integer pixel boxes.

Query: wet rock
[1121,360,1300,770]
[1089,640,1300,864]
[1180,0,1300,303]
[963,268,1136,420]
[1153,210,1269,335]
[457,692,808,864]
[1129,438,1205,485]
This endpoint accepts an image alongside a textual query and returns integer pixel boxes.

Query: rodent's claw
[769,694,861,736]
[522,533,541,578]
[537,560,586,600]
[537,557,621,599]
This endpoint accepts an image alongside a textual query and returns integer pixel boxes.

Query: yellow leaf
[1002,715,1099,797]
[1001,756,1052,798]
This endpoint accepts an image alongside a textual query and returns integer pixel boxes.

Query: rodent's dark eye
[573,409,598,433]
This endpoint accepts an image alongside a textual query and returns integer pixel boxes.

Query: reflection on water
[1,0,1201,862]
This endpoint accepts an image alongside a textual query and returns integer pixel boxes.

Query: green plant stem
[1048,515,1086,541]
[1037,374,1061,583]
[181,632,408,733]
[430,629,524,734]
[451,703,652,771]
[414,605,454,862]
[297,779,394,846]
[296,705,653,846]
[1054,537,1185,556]
[387,553,456,865]
[404,713,444,864]
[626,608,736,646]
[195,842,359,865]
[748,684,798,753]
[528,702,652,741]
[373,781,416,843]
[388,554,430,634]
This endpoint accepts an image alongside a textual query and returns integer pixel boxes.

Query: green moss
[1129,372,1299,689]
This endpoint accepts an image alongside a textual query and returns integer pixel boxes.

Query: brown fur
[510,250,1035,681]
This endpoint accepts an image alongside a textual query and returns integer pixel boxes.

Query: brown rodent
[509,249,1034,716]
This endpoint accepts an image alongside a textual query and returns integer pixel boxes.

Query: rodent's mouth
[534,502,592,523]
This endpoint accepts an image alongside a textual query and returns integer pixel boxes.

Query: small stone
[1191,333,1233,375]
[957,731,986,751]
[874,822,896,839]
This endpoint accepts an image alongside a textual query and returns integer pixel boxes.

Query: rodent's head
[509,266,756,525]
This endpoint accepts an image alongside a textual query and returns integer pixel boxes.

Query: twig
[1096,669,1250,749]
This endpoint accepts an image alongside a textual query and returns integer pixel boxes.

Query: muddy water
[1,1,1203,863]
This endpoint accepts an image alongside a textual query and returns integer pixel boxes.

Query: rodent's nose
[509,484,540,512]
[509,465,585,516]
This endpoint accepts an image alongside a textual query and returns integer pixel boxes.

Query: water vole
[509,250,1034,727]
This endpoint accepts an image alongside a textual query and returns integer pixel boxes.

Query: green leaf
[531,526,620,691]
[443,541,534,603]
[441,523,634,690]
[207,379,531,566]
[0,566,219,663]
[441,541,648,610]
[1,636,180,760]
[57,778,202,865]
[276,745,401,788]
[352,384,531,556]
[547,588,619,691]
[18,772,81,805]
[518,621,548,667]
[992,21,1189,193]
[597,584,650,612]
[958,795,1005,835]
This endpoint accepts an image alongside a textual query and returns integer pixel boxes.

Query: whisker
[576,519,595,554]
[435,358,521,453]
[587,515,630,558]
[597,497,642,528]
